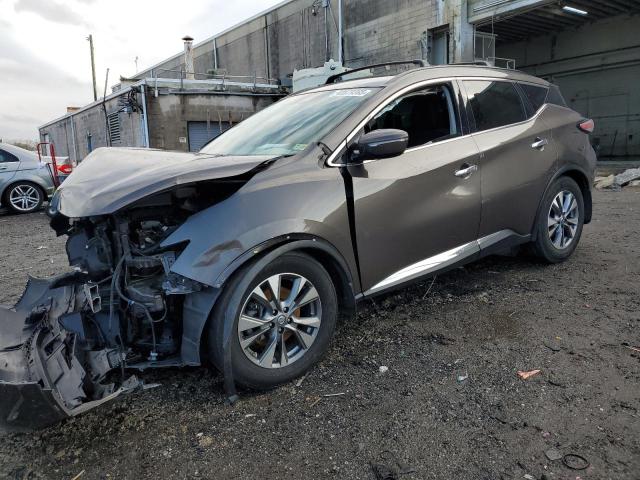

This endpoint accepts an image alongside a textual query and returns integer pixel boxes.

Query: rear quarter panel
[542,105,596,180]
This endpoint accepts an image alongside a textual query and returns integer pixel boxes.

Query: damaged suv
[0,64,596,429]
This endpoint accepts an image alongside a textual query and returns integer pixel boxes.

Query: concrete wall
[40,94,145,163]
[497,14,640,157]
[140,0,450,82]
[145,92,279,152]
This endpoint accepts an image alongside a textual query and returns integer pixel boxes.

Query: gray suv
[0,143,55,214]
[0,65,595,429]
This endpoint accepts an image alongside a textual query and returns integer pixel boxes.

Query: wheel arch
[194,234,357,366]
[215,234,357,322]
[532,166,593,240]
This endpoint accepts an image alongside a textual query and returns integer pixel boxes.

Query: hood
[55,147,277,217]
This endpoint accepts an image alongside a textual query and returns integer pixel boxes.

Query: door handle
[531,137,549,150]
[0,166,8,171]
[454,164,478,178]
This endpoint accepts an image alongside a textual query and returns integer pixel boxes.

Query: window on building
[518,83,549,115]
[107,112,121,144]
[365,84,460,148]
[463,80,526,132]
[188,121,231,152]
[0,149,19,163]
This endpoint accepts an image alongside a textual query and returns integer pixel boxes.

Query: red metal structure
[36,142,60,187]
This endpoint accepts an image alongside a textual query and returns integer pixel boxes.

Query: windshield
[200,88,380,156]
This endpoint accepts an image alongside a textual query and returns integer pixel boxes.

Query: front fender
[160,153,358,291]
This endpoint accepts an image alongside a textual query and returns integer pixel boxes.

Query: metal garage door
[187,121,229,152]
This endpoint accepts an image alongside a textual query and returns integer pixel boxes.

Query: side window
[546,85,568,107]
[463,80,526,132]
[518,83,549,115]
[365,84,460,148]
[0,149,19,163]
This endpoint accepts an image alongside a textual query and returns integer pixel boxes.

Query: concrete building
[40,0,640,161]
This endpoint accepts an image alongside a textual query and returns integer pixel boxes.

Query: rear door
[0,148,21,197]
[461,79,558,238]
[347,81,482,294]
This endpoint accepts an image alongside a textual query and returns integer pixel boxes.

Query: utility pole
[87,34,98,101]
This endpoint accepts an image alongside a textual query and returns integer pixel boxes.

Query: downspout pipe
[69,114,78,164]
[213,37,218,71]
[323,0,330,62]
[338,0,343,64]
[140,83,150,148]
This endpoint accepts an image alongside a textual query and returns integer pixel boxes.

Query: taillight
[578,118,594,133]
[57,164,73,175]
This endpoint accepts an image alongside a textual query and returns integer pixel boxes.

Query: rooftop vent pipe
[182,35,195,80]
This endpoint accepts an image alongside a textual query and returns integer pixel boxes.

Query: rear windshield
[200,88,380,156]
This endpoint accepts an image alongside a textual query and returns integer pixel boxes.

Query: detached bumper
[0,277,140,431]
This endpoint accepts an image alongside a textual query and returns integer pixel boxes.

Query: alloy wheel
[548,190,579,249]
[9,184,41,212]
[237,273,322,369]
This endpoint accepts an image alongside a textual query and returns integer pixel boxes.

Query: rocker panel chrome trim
[364,229,519,296]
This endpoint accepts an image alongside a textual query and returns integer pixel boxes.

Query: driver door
[346,81,482,294]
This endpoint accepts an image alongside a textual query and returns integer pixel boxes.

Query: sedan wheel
[5,183,44,214]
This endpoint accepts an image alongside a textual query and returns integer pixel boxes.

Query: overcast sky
[0,0,283,141]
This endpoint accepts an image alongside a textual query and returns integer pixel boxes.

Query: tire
[531,176,584,263]
[4,182,44,214]
[208,251,338,389]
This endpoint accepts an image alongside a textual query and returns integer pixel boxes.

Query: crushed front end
[0,186,216,430]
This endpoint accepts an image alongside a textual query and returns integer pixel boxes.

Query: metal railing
[149,68,281,91]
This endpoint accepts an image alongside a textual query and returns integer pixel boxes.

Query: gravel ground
[0,189,639,480]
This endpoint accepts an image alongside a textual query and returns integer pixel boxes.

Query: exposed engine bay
[0,180,247,430]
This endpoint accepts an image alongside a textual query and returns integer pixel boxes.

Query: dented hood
[55,147,277,217]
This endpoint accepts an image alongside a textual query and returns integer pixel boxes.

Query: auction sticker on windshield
[331,89,372,97]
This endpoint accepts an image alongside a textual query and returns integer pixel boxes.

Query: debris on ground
[322,392,346,397]
[614,167,640,187]
[563,453,590,470]
[370,451,416,479]
[545,447,563,461]
[456,373,469,382]
[595,168,640,190]
[379,365,389,374]
[517,369,541,380]
[197,435,214,448]
[543,340,561,352]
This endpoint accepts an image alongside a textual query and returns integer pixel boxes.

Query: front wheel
[208,252,338,389]
[531,176,584,263]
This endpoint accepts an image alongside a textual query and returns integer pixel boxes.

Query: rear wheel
[4,182,44,214]
[531,176,584,263]
[208,252,338,389]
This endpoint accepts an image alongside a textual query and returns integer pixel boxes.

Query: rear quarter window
[463,80,526,132]
[546,85,568,107]
[518,83,549,114]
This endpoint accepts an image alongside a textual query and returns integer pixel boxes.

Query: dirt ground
[0,189,638,480]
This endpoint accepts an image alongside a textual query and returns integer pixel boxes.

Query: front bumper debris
[0,277,141,431]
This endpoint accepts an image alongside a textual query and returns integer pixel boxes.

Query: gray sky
[0,0,283,141]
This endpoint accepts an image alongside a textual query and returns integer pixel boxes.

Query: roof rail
[326,60,427,85]
[451,61,493,67]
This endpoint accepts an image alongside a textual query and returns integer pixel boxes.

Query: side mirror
[350,129,409,163]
